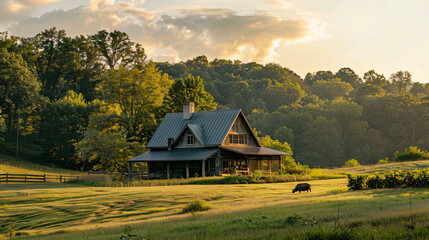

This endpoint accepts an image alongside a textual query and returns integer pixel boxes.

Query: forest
[0,28,428,171]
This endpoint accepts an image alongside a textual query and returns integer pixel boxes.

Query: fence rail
[0,173,80,183]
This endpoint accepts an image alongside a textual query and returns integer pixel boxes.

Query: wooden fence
[0,173,80,183]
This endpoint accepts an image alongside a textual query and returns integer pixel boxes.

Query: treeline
[0,28,428,171]
[0,28,216,172]
[157,55,429,167]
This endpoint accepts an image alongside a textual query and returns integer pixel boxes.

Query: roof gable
[147,109,241,148]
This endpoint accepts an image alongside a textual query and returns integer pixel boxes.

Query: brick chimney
[183,102,195,120]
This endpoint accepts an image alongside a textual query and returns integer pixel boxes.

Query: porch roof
[221,146,291,156]
[128,148,220,162]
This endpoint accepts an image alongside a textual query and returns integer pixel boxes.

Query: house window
[187,135,194,145]
[228,134,248,145]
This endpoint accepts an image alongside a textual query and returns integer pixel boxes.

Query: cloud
[145,9,310,62]
[7,2,327,63]
[0,0,58,24]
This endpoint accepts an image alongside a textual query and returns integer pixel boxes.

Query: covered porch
[221,146,286,175]
[128,148,220,179]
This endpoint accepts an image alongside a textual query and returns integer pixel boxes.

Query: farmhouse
[128,103,290,179]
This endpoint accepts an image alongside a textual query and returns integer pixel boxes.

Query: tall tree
[90,30,147,70]
[39,91,100,169]
[75,109,146,172]
[389,71,412,93]
[335,67,362,88]
[363,70,388,88]
[310,78,354,100]
[100,62,171,142]
[163,75,217,113]
[0,48,41,134]
[263,83,306,111]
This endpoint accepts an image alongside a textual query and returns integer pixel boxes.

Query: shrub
[377,157,389,165]
[347,174,368,190]
[182,200,211,213]
[394,146,429,162]
[348,169,429,190]
[344,159,361,168]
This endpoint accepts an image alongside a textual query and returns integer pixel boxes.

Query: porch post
[167,162,170,179]
[202,160,205,177]
[269,160,272,173]
[279,157,282,173]
[246,156,249,173]
[147,162,151,180]
[227,160,230,173]
[186,162,189,179]
[128,161,132,180]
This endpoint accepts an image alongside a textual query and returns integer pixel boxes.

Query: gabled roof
[147,109,242,148]
[187,124,204,145]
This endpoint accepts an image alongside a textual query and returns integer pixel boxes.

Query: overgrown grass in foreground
[14,187,429,240]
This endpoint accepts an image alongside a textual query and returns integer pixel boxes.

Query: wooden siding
[222,115,258,147]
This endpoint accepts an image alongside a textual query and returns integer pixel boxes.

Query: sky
[1,0,428,83]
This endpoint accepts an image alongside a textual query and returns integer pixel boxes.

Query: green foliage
[182,200,212,213]
[347,169,429,190]
[263,82,306,111]
[347,174,369,190]
[2,28,429,172]
[75,107,146,172]
[99,63,171,142]
[0,46,42,136]
[163,75,217,113]
[394,146,429,162]
[378,157,389,165]
[343,159,361,168]
[39,90,100,169]
[310,78,354,100]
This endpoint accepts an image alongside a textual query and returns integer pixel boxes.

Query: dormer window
[187,135,195,145]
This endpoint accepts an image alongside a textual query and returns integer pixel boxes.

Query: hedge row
[347,169,429,190]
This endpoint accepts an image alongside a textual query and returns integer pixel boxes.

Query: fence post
[44,174,46,183]
[6,173,8,183]
[60,175,62,183]
[25,173,27,183]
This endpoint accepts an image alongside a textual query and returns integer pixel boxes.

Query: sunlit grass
[0,154,82,176]
[321,159,429,175]
[1,178,428,239]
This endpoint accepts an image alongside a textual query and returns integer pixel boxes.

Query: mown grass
[1,178,428,239]
[321,159,429,175]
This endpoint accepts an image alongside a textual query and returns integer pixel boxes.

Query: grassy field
[321,159,429,175]
[1,178,428,240]
[0,154,83,176]
[0,160,428,239]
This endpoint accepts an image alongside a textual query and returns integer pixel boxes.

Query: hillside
[321,159,429,175]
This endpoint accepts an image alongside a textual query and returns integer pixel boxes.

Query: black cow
[292,183,311,193]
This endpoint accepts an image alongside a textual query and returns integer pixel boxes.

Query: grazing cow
[292,183,311,193]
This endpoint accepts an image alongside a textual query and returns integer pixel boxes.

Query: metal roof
[128,148,220,162]
[146,109,241,148]
[222,146,291,156]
